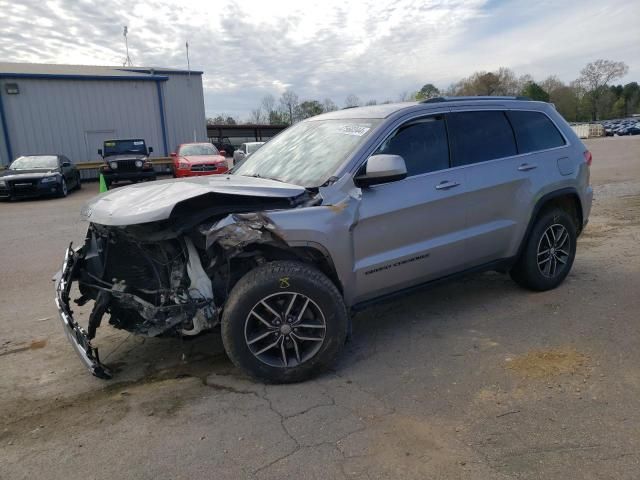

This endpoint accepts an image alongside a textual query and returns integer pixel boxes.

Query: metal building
[0,62,206,166]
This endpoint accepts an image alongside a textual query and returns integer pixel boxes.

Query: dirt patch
[506,347,588,379]
[0,339,47,357]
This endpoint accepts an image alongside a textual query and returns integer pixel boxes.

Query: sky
[1,0,639,120]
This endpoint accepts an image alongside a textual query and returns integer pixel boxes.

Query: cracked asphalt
[1,136,639,479]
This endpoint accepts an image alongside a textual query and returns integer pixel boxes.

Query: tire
[75,173,82,190]
[510,207,577,291]
[58,178,68,198]
[221,261,348,383]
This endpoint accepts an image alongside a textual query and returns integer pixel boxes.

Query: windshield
[233,119,380,187]
[246,143,264,154]
[104,139,147,156]
[10,155,58,170]
[179,143,219,156]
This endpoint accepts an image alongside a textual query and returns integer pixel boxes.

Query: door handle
[518,163,537,171]
[435,180,460,190]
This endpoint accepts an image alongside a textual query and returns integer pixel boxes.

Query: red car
[171,142,229,177]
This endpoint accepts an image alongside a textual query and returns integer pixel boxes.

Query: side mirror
[148,147,154,154]
[170,152,177,157]
[98,148,103,156]
[61,161,71,167]
[354,154,407,188]
[219,150,226,157]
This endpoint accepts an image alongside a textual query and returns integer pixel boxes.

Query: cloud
[1,0,638,119]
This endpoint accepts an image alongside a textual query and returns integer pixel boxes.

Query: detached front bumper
[54,244,112,379]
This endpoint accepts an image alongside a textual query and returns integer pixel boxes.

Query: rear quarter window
[447,111,517,166]
[507,110,566,153]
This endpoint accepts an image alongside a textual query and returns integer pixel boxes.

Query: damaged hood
[82,174,307,226]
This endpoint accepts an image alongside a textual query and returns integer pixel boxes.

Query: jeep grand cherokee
[55,97,593,383]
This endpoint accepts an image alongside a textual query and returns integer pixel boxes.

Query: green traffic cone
[99,173,108,192]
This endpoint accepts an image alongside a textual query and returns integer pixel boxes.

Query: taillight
[583,150,592,167]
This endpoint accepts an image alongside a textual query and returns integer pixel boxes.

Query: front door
[351,115,470,304]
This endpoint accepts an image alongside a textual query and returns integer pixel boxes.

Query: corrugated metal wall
[0,73,206,166]
[161,73,207,153]
[0,93,8,165]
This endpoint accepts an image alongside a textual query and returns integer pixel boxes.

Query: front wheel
[510,208,577,291]
[221,261,348,383]
[58,178,68,198]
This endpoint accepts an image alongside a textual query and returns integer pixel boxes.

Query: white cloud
[1,0,638,119]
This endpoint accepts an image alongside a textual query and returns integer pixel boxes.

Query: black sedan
[0,155,81,200]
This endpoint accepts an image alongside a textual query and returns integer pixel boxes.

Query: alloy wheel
[244,292,326,368]
[537,223,570,278]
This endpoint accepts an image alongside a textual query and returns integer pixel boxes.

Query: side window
[375,116,449,176]
[447,111,517,167]
[507,110,566,153]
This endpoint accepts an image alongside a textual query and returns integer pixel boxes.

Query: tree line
[207,59,638,126]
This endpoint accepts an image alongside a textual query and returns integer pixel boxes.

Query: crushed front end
[54,223,219,378]
[53,175,319,378]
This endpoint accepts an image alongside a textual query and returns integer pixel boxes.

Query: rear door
[352,114,469,303]
[447,109,563,266]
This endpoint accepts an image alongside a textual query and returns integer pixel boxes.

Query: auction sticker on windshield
[336,124,371,136]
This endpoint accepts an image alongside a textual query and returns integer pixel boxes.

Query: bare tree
[540,75,565,96]
[579,59,629,120]
[261,94,275,123]
[364,99,378,106]
[397,91,413,102]
[249,108,264,124]
[279,89,299,124]
[344,94,361,108]
[569,80,587,122]
[322,98,338,112]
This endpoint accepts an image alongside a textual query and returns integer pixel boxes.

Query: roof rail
[421,96,531,103]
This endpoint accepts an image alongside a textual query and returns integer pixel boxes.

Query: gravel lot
[1,136,639,479]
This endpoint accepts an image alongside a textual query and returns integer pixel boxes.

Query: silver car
[55,97,593,382]
[233,141,265,165]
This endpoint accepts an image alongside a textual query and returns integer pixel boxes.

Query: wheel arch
[227,241,344,296]
[517,187,583,260]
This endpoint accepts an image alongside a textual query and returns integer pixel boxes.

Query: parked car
[233,142,265,165]
[0,154,81,200]
[98,139,156,187]
[55,97,592,383]
[172,142,229,177]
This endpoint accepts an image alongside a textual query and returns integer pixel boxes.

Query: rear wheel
[221,261,348,383]
[75,172,82,190]
[510,208,577,291]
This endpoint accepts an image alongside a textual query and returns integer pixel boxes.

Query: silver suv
[55,97,593,382]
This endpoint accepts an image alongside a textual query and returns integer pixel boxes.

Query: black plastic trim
[350,257,515,313]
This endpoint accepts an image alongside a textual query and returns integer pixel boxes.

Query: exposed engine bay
[78,196,307,332]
